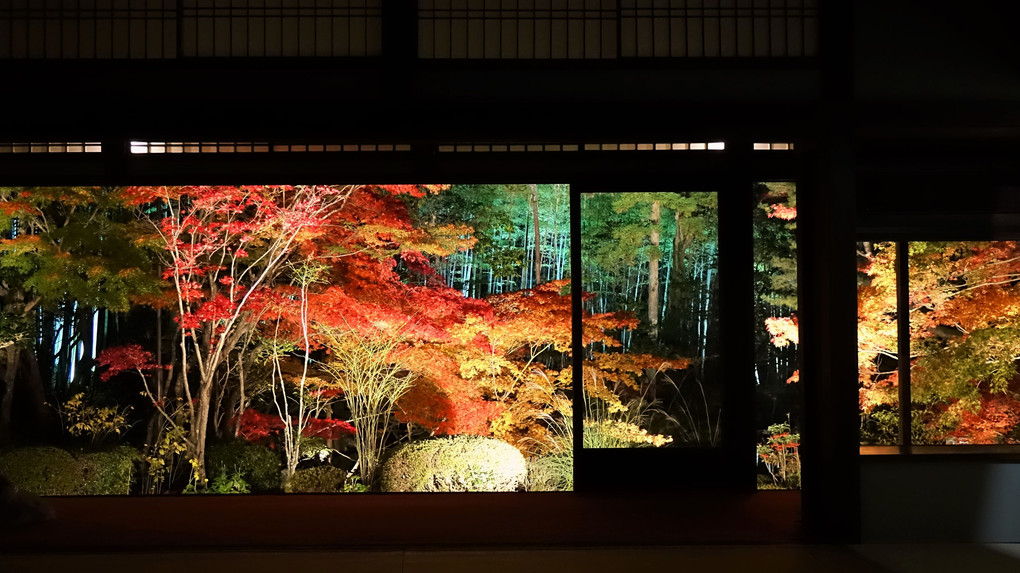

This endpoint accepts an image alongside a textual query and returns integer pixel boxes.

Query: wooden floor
[0,546,878,573]
[3,493,1020,573]
[3,545,1020,573]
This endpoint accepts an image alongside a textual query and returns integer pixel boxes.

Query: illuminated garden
[859,241,1020,445]
[0,183,799,494]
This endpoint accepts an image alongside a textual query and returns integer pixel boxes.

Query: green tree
[409,184,570,297]
[0,187,161,443]
[752,182,799,433]
[581,192,717,353]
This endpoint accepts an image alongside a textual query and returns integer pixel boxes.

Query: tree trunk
[38,311,55,395]
[0,344,22,445]
[462,249,473,297]
[520,212,530,289]
[648,201,661,340]
[156,307,164,396]
[668,209,694,348]
[60,303,74,386]
[669,210,686,313]
[221,385,242,437]
[530,184,542,286]
[235,350,246,438]
[703,257,715,363]
[20,346,54,438]
[212,377,226,440]
[190,378,215,483]
[552,188,561,279]
[80,307,94,374]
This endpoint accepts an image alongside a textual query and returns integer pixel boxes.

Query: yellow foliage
[60,393,132,446]
[491,365,571,454]
[585,419,674,448]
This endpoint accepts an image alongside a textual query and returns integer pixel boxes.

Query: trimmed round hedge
[287,466,349,493]
[77,447,138,495]
[0,446,137,496]
[379,435,527,492]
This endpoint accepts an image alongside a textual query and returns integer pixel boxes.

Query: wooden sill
[0,490,801,551]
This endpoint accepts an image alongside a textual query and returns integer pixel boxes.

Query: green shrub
[287,466,349,493]
[0,446,138,495]
[526,452,573,492]
[77,447,139,495]
[207,466,251,494]
[0,447,80,496]
[206,440,281,492]
[379,436,527,493]
[756,419,801,489]
[342,476,370,493]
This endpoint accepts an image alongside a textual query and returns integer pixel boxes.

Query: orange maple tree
[858,241,1020,444]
